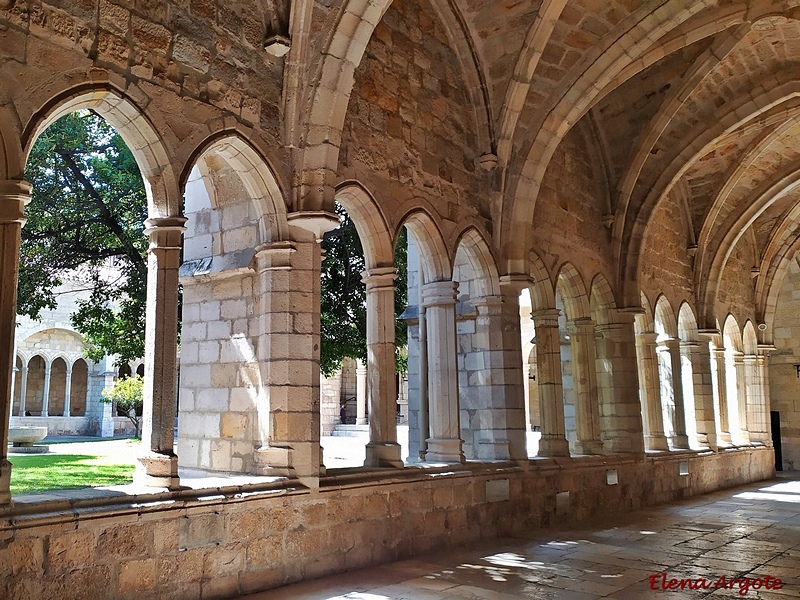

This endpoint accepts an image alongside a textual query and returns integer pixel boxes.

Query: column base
[736,431,752,445]
[717,432,733,447]
[537,435,570,457]
[574,439,604,455]
[477,439,512,461]
[645,434,670,451]
[135,453,186,490]
[424,438,466,463]
[252,445,293,476]
[364,442,404,468]
[356,418,368,425]
[603,436,644,454]
[0,458,11,504]
[252,443,323,480]
[701,432,718,451]
[670,434,690,450]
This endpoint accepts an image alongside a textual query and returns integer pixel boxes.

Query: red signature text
[648,573,783,595]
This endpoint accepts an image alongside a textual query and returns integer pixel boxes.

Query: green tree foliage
[20,111,148,365]
[320,203,408,377]
[100,375,144,437]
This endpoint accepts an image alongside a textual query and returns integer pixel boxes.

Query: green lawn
[9,453,135,494]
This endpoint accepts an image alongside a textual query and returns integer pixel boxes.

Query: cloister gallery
[2,0,800,598]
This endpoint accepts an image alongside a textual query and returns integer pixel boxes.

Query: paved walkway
[241,475,800,599]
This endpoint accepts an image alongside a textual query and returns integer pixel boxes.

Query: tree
[101,375,144,437]
[319,203,408,377]
[20,111,148,365]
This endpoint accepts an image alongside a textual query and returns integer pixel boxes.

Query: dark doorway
[771,411,783,472]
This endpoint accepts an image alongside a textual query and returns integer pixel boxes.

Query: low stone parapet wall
[8,417,137,437]
[0,446,774,599]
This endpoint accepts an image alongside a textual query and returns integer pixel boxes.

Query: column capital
[254,241,297,271]
[361,266,397,290]
[757,344,775,357]
[421,280,458,308]
[287,210,339,241]
[144,216,188,248]
[567,317,595,335]
[0,179,31,224]
[698,328,720,337]
[636,330,658,344]
[658,337,681,350]
[498,273,532,295]
[470,294,504,312]
[531,308,560,328]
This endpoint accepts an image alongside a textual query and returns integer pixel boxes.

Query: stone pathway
[240,475,800,599]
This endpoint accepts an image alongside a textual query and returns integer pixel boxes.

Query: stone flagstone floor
[239,475,800,599]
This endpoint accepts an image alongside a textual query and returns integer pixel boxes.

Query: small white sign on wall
[486,479,510,502]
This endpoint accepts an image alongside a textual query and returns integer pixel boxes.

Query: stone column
[710,346,732,445]
[636,332,669,451]
[658,338,689,449]
[531,309,570,456]
[732,351,751,444]
[0,180,30,504]
[355,359,367,426]
[595,312,645,454]
[686,335,717,449]
[568,318,603,455]
[420,280,464,463]
[418,308,429,458]
[42,360,52,417]
[752,346,772,445]
[362,267,403,467]
[18,364,28,417]
[251,237,324,482]
[137,216,186,489]
[467,279,528,461]
[63,362,73,417]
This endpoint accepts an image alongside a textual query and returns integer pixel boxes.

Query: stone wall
[0,448,773,600]
[178,165,263,474]
[639,188,695,308]
[535,123,615,283]
[769,256,800,470]
[338,0,491,232]
[716,234,758,325]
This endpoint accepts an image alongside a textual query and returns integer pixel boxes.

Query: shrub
[101,375,143,437]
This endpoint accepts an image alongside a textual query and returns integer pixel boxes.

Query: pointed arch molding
[297,0,493,211]
[183,131,290,244]
[589,273,617,325]
[452,227,501,298]
[398,208,451,282]
[21,83,180,218]
[501,0,728,271]
[613,25,749,254]
[623,78,800,307]
[528,249,555,310]
[755,213,800,343]
[0,106,23,181]
[335,181,394,270]
[694,117,797,287]
[495,0,568,167]
[699,159,800,323]
[555,262,590,320]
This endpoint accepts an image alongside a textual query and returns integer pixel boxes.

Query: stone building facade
[11,277,140,436]
[0,1,796,598]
